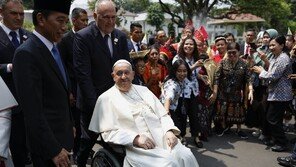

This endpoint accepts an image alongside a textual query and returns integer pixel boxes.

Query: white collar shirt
[0,22,20,42]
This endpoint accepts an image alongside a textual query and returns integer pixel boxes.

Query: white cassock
[89,85,198,167]
[0,76,17,167]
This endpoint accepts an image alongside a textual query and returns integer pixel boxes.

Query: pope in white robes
[0,76,17,167]
[89,60,198,167]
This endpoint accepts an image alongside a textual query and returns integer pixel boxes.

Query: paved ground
[27,126,295,167]
[191,127,293,167]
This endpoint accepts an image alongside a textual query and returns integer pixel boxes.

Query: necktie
[51,45,67,85]
[9,31,20,48]
[104,34,112,56]
[136,43,141,51]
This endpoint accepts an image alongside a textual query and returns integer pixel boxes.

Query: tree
[23,20,34,32]
[228,0,292,33]
[159,0,295,34]
[22,0,33,9]
[158,0,227,27]
[22,0,75,9]
[286,0,296,33]
[88,0,126,27]
[146,3,165,31]
[115,0,150,13]
[89,0,150,13]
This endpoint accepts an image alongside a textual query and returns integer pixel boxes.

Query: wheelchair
[91,135,126,167]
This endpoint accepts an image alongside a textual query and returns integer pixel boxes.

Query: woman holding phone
[253,35,292,152]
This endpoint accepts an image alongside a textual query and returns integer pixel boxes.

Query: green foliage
[88,0,150,13]
[288,21,296,34]
[159,0,220,28]
[168,22,175,39]
[22,0,33,9]
[23,20,34,32]
[115,0,150,13]
[22,0,75,9]
[88,0,96,11]
[229,0,293,34]
[146,3,165,31]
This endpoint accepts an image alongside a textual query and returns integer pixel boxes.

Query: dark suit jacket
[127,39,136,52]
[58,30,77,96]
[240,42,246,56]
[73,23,130,115]
[0,26,30,114]
[13,34,74,160]
[240,42,256,57]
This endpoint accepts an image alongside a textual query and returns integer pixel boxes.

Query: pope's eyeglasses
[115,70,130,77]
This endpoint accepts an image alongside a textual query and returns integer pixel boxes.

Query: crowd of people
[1,0,296,166]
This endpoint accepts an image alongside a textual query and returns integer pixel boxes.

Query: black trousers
[31,153,55,167]
[72,106,81,156]
[10,112,27,167]
[184,94,201,137]
[76,112,98,167]
[263,101,289,146]
[170,97,187,137]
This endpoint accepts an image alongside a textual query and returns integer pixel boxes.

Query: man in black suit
[240,28,256,56]
[0,0,30,166]
[127,22,146,52]
[73,0,130,166]
[58,7,88,163]
[13,0,74,166]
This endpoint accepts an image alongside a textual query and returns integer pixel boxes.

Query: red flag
[194,30,204,42]
[199,26,208,40]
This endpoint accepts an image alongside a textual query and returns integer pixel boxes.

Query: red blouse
[143,62,168,98]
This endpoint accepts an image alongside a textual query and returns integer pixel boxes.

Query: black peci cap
[33,0,71,15]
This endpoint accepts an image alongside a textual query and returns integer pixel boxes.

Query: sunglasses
[227,51,237,55]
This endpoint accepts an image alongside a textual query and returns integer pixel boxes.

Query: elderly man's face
[156,31,167,45]
[112,62,134,92]
[94,1,116,34]
[0,1,24,30]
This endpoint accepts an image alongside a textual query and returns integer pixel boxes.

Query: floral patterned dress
[197,66,212,137]
[214,58,251,124]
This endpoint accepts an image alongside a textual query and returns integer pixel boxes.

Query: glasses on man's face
[227,50,237,55]
[115,70,131,77]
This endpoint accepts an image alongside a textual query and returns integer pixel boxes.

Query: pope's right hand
[133,134,155,150]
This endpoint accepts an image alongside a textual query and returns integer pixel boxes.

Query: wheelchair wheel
[91,148,121,167]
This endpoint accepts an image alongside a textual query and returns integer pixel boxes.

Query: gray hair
[94,0,116,13]
[0,0,22,9]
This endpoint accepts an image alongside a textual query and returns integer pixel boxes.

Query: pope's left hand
[165,130,178,149]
